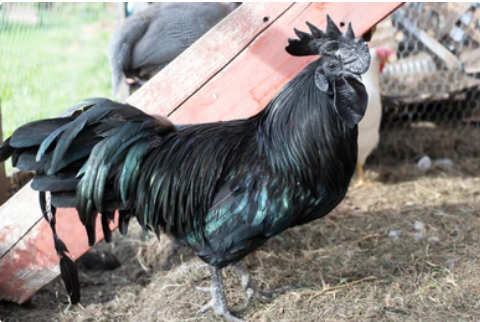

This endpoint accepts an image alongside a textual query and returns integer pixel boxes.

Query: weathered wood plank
[0,186,43,258]
[0,2,402,304]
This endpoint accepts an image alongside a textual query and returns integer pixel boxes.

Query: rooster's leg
[198,266,245,322]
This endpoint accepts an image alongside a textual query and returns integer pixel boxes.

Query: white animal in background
[355,48,394,187]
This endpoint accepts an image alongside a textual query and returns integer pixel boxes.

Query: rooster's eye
[328,63,337,71]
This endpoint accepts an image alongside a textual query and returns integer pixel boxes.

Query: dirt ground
[1,124,480,322]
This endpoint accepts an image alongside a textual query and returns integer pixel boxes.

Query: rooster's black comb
[286,15,371,74]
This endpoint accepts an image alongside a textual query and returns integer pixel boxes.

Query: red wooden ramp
[0,2,402,304]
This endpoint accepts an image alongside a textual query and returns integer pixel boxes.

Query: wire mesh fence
[370,2,480,164]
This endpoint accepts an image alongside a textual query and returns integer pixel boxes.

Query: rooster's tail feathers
[1,98,174,238]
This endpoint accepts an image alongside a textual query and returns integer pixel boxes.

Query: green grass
[0,3,116,172]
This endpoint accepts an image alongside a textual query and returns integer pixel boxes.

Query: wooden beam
[0,2,403,304]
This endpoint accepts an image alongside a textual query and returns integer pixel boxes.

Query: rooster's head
[286,16,371,128]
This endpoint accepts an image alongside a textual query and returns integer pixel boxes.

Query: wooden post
[0,2,403,304]
[0,100,8,206]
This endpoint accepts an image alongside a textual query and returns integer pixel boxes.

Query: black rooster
[0,17,370,322]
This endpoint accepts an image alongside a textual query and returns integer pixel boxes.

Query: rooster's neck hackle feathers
[255,60,357,192]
